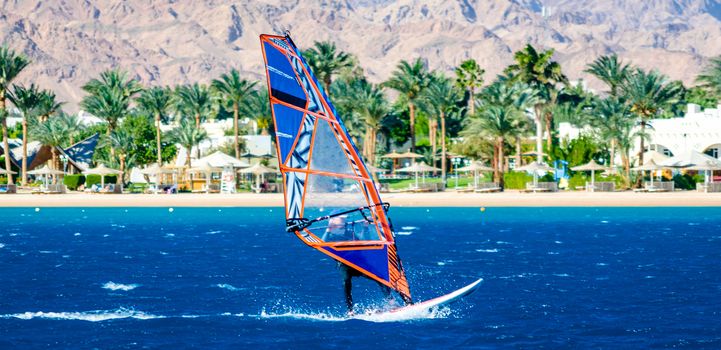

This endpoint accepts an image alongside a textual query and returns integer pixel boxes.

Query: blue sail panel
[263,42,307,108]
[322,246,390,282]
[272,103,305,164]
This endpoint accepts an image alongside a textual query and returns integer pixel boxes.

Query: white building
[642,104,721,159]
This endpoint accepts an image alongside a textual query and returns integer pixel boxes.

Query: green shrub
[85,174,118,187]
[503,171,534,189]
[0,175,6,185]
[673,173,695,190]
[692,174,705,183]
[568,173,588,189]
[63,174,85,190]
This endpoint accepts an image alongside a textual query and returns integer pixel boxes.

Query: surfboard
[355,278,483,320]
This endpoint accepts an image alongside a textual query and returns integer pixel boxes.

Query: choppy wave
[396,231,413,236]
[0,243,5,248]
[1,308,163,322]
[401,226,418,230]
[476,248,498,253]
[102,282,139,291]
[215,283,243,291]
[257,305,451,323]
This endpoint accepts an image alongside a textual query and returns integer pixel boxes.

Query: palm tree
[0,46,30,185]
[33,89,63,122]
[136,87,172,165]
[8,84,41,185]
[168,119,209,167]
[303,41,354,92]
[621,69,682,172]
[454,59,484,115]
[82,69,142,97]
[421,75,463,182]
[593,97,632,181]
[462,106,520,188]
[697,55,721,98]
[241,89,273,136]
[211,70,257,158]
[584,54,631,97]
[504,44,568,156]
[384,58,430,153]
[351,79,389,165]
[173,83,213,128]
[56,112,84,145]
[107,129,135,183]
[30,116,70,172]
[81,85,130,136]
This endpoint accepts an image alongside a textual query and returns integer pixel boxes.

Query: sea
[1,206,720,349]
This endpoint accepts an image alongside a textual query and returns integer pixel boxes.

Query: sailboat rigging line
[286,202,391,232]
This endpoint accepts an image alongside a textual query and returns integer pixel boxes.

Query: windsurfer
[339,262,413,315]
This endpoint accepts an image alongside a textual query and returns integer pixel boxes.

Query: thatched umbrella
[396,162,441,188]
[457,161,494,188]
[632,159,666,188]
[0,165,17,175]
[238,163,278,193]
[28,165,66,188]
[382,150,423,172]
[516,161,555,188]
[571,159,609,191]
[83,164,123,188]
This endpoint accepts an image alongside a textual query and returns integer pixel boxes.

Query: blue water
[1,207,721,349]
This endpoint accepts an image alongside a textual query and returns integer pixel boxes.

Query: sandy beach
[1,191,720,207]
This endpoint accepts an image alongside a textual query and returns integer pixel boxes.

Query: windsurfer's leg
[378,283,392,301]
[343,274,353,312]
[401,293,413,305]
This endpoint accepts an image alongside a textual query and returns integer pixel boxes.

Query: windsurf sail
[259,33,411,301]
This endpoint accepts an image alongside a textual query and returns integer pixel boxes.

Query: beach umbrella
[83,164,122,188]
[365,165,387,174]
[190,160,223,193]
[457,161,493,188]
[633,150,670,167]
[199,151,251,168]
[396,162,441,188]
[140,164,175,192]
[382,150,423,172]
[660,150,721,169]
[571,160,609,192]
[28,165,66,188]
[632,159,666,188]
[684,161,721,185]
[239,163,278,193]
[515,161,554,188]
[0,165,17,175]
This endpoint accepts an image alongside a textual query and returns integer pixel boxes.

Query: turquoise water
[1,207,721,348]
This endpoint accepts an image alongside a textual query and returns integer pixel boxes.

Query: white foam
[475,249,498,253]
[401,226,418,230]
[102,282,139,291]
[258,310,346,322]
[215,283,243,291]
[396,231,413,236]
[0,243,5,248]
[2,308,162,322]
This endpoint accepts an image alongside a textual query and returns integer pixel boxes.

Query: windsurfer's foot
[346,310,355,317]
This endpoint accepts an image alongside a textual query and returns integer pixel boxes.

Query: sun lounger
[0,184,16,194]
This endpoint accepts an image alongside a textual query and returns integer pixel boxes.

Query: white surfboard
[355,278,483,321]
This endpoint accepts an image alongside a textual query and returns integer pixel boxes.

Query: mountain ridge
[1,0,720,111]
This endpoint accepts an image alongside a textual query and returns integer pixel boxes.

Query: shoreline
[1,191,720,207]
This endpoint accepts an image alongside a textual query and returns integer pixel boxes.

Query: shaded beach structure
[660,150,721,193]
[188,160,222,193]
[0,166,18,193]
[27,165,66,193]
[83,164,123,193]
[516,161,557,192]
[456,161,497,192]
[570,159,612,192]
[238,163,278,193]
[382,150,423,173]
[632,159,670,192]
[396,161,442,191]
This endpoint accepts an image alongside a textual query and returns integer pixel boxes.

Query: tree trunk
[409,102,416,153]
[498,137,505,189]
[468,90,475,115]
[609,139,616,174]
[1,98,13,185]
[195,113,200,128]
[492,143,499,183]
[636,120,646,188]
[544,111,553,152]
[430,118,437,172]
[21,115,27,185]
[51,148,58,184]
[515,137,522,168]
[440,111,447,184]
[186,150,192,168]
[156,112,162,165]
[233,101,240,158]
[534,105,543,163]
[119,155,126,184]
[107,124,115,157]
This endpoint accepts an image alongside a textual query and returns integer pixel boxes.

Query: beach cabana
[28,165,65,191]
[0,166,18,194]
[660,150,721,169]
[571,160,609,192]
[141,164,176,193]
[238,163,278,193]
[396,162,441,188]
[515,161,554,190]
[457,161,493,189]
[83,164,123,191]
[198,151,250,168]
[382,150,423,172]
[632,159,667,190]
[633,150,670,167]
[189,161,222,193]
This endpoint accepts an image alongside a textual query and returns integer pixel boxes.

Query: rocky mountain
[2,0,720,111]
